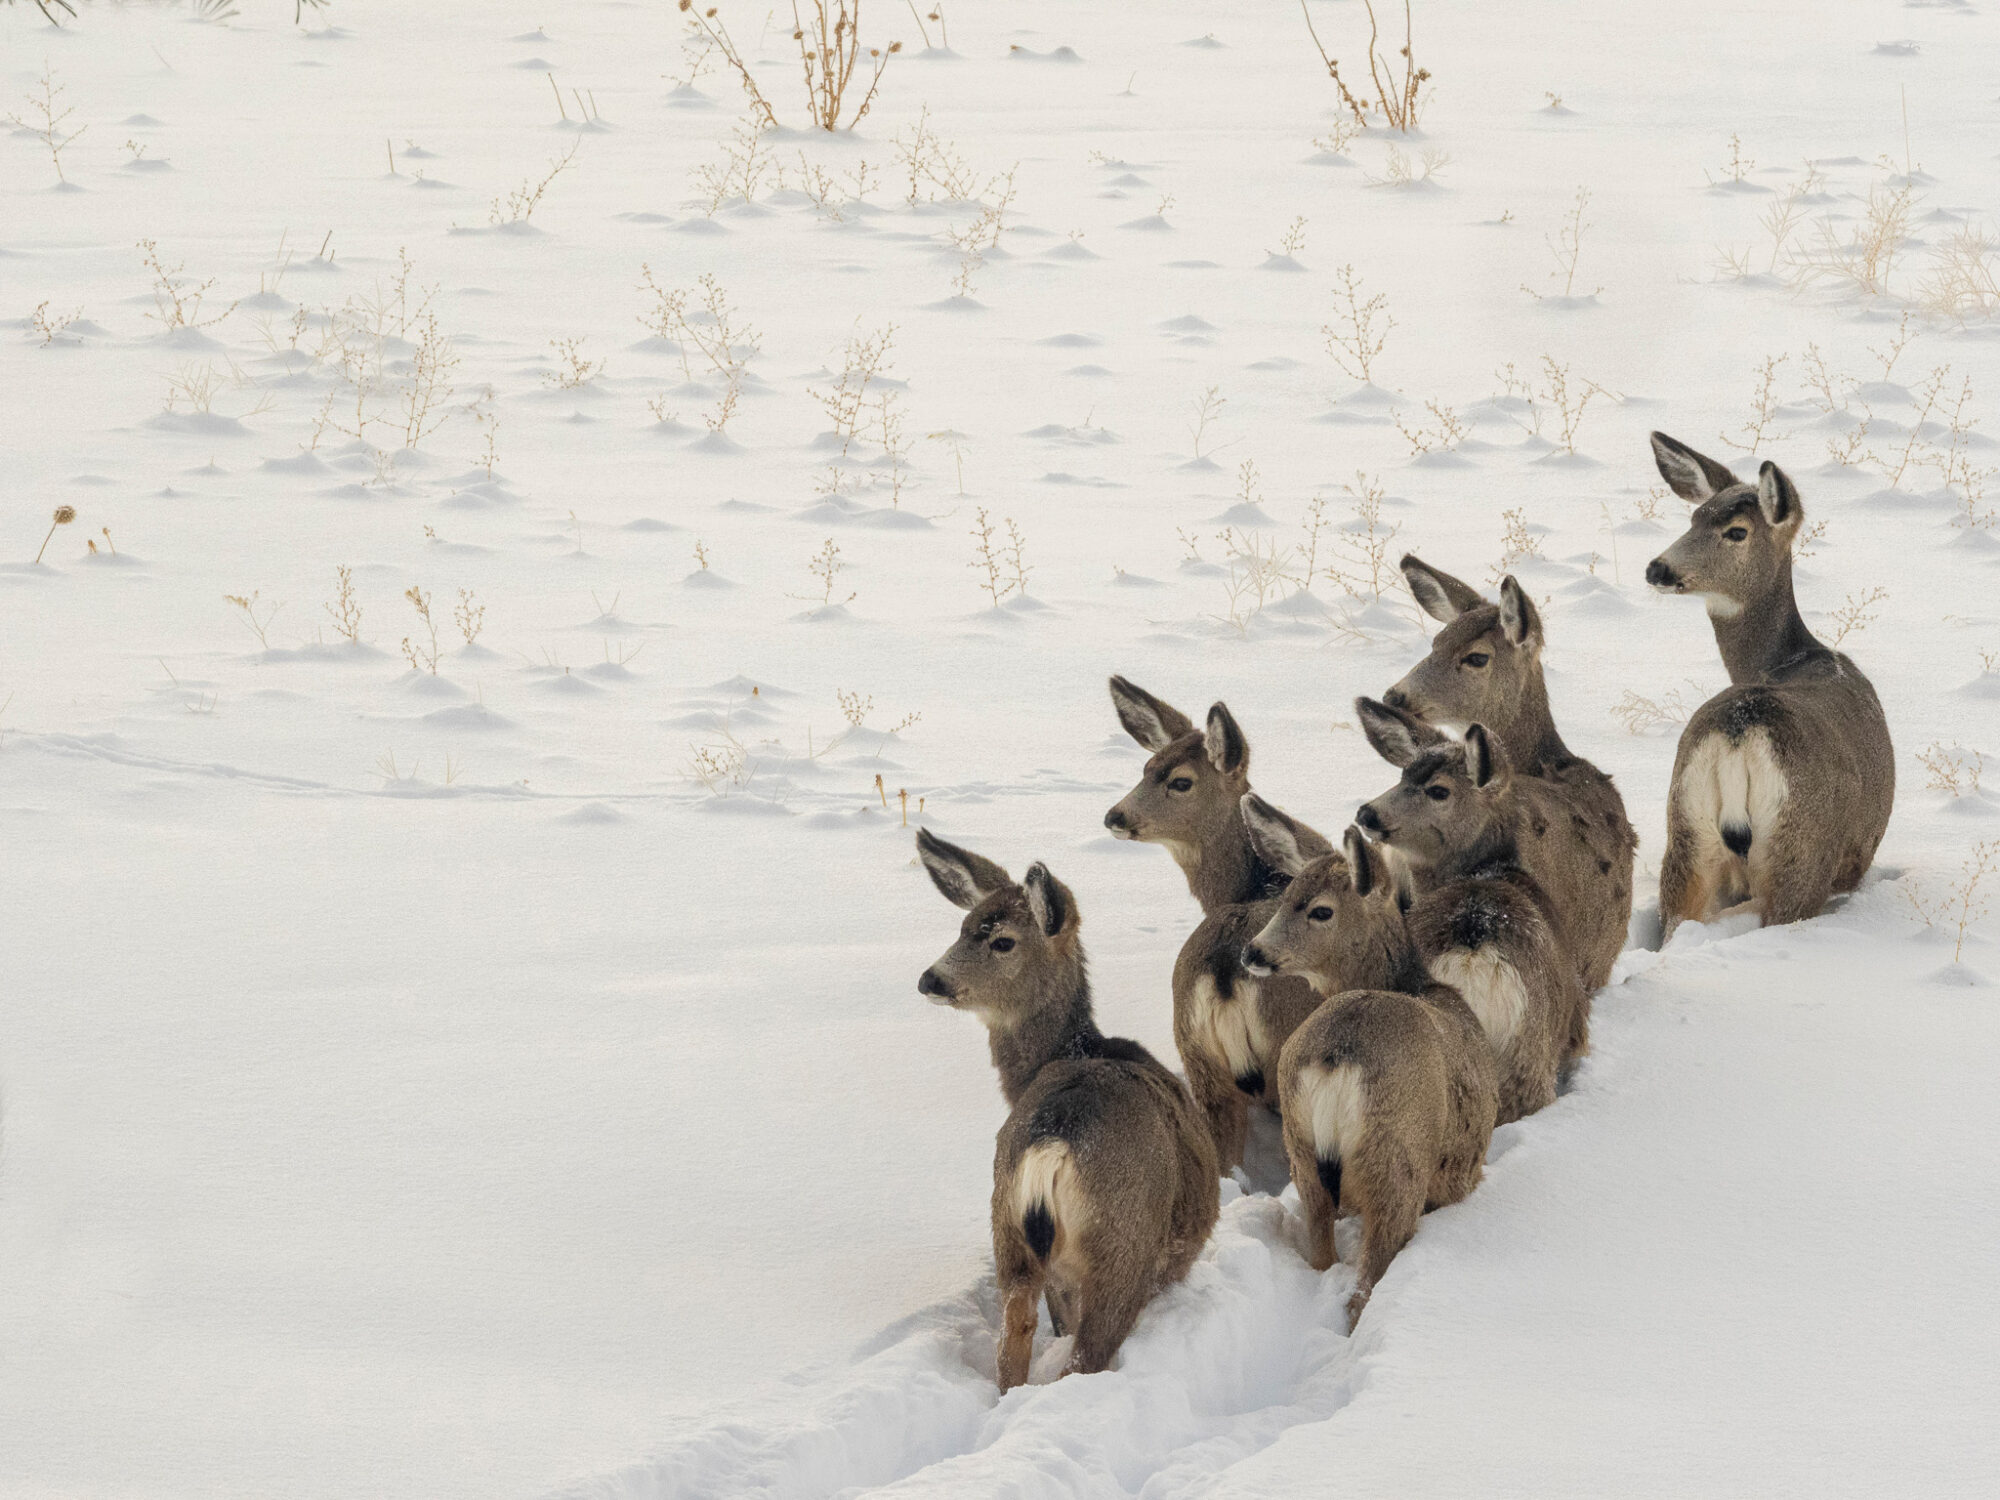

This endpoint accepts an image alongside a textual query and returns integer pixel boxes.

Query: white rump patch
[1189,971,1268,1086]
[1679,729,1789,862]
[1430,947,1530,1055]
[1300,1063,1368,1163]
[1012,1139,1088,1268]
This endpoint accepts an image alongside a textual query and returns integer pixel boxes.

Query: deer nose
[918,968,954,1000]
[1242,943,1277,976]
[1103,806,1131,834]
[1381,686,1409,711]
[1645,558,1678,589]
[1355,802,1383,833]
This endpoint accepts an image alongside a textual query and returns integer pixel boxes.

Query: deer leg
[1658,817,1716,941]
[1283,1117,1339,1272]
[1347,1168,1422,1329]
[1044,1280,1074,1338]
[1564,977,1592,1065]
[996,1259,1045,1392]
[1066,1275,1152,1377]
[1188,1064,1249,1174]
[1752,827,1837,929]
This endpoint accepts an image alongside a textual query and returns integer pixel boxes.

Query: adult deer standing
[1237,802,1498,1325]
[1378,557,1636,996]
[914,829,1219,1389]
[1102,677,1328,1172]
[1644,433,1894,940]
[1356,722,1583,1124]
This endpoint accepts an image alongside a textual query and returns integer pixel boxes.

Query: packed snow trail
[7,0,2000,1496]
[561,885,2000,1499]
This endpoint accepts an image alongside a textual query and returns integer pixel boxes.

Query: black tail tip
[1234,1067,1265,1097]
[1721,822,1752,858]
[1316,1155,1343,1209]
[1022,1202,1055,1261]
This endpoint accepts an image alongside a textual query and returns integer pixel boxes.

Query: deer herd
[910,434,1896,1391]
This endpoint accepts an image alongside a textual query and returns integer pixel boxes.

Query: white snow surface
[4,2,1999,1497]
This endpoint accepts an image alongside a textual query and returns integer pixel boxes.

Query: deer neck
[1431,812,1520,884]
[1339,917,1432,999]
[1709,560,1827,683]
[1176,798,1274,912]
[987,947,1101,1107]
[1499,672,1571,772]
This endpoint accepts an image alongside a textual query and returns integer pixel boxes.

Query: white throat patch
[1700,593,1744,620]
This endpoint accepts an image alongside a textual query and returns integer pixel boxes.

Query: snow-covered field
[5,1,1999,1496]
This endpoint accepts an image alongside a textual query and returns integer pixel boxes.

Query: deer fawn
[1380,557,1636,997]
[1238,802,1498,1325]
[1356,721,1584,1123]
[1645,434,1895,941]
[915,829,1219,1390]
[1104,676,1328,1172]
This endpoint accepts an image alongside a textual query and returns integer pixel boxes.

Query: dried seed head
[53,506,76,525]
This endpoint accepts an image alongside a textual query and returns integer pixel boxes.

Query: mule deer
[1356,722,1583,1123]
[1104,676,1328,1171]
[1644,433,1895,941]
[1237,802,1498,1324]
[915,828,1220,1389]
[1380,557,1636,994]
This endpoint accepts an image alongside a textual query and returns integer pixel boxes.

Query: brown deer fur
[1238,807,1497,1325]
[1644,434,1895,941]
[1104,676,1328,1171]
[1380,557,1635,998]
[915,829,1219,1389]
[1356,723,1583,1123]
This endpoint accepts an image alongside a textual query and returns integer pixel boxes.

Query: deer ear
[1342,824,1377,898]
[1464,724,1506,789]
[1108,675,1195,751]
[916,828,1011,910]
[1384,844,1416,913]
[1756,461,1802,531]
[1204,701,1249,776]
[1650,431,1739,502]
[1241,793,1318,879]
[1497,575,1542,649]
[1023,862,1074,937]
[1356,696,1445,768]
[1400,553,1485,623]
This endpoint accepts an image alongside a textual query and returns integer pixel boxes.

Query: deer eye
[1308,905,1335,923]
[1168,776,1194,793]
[1426,785,1450,801]
[1461,652,1490,669]
[1723,526,1749,542]
[989,937,1015,954]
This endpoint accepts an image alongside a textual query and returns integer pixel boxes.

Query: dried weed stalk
[8,65,85,184]
[401,585,441,674]
[969,508,1030,606]
[324,566,363,643]
[489,140,580,225]
[1903,839,1998,964]
[1298,0,1430,132]
[1719,355,1790,454]
[1322,264,1392,385]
